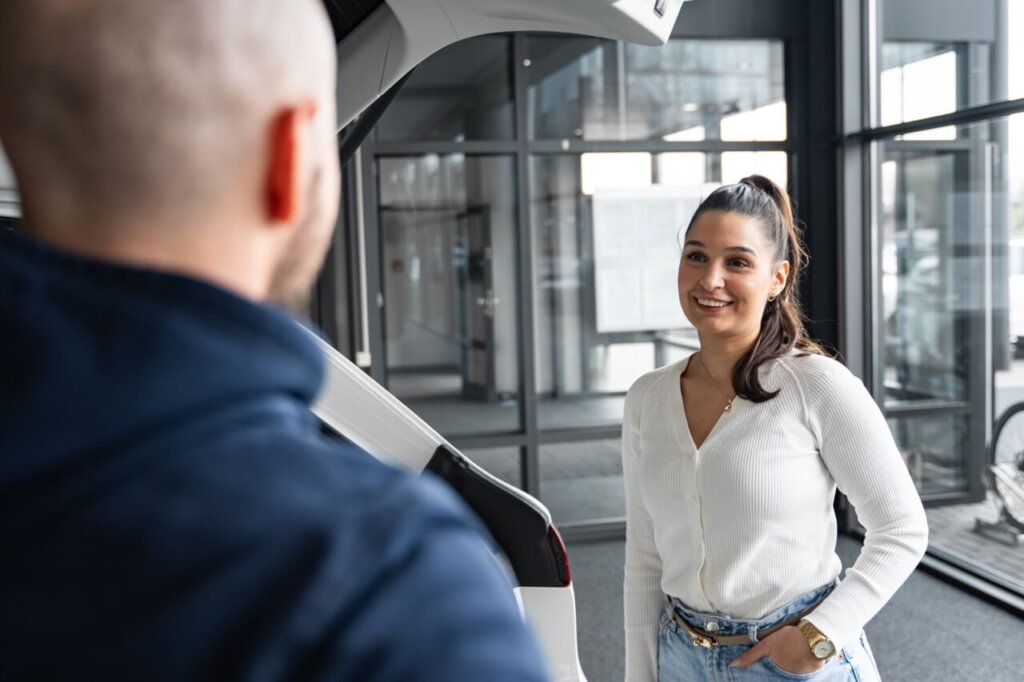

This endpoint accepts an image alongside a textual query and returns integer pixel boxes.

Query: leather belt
[671,610,802,648]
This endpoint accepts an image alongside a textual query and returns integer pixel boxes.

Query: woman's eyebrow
[684,240,757,256]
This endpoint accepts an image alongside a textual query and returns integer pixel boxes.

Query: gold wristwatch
[798,619,836,660]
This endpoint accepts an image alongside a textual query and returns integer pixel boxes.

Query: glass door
[876,127,994,504]
[377,155,522,438]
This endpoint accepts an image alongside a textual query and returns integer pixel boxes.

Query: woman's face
[678,210,789,342]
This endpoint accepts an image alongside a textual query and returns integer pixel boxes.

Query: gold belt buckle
[671,608,717,648]
[691,634,714,649]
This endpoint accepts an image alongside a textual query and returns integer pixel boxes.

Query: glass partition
[377,154,521,436]
[874,114,1024,593]
[879,0,1023,125]
[530,151,788,431]
[526,37,786,142]
[540,439,624,524]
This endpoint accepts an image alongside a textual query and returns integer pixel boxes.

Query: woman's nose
[700,263,725,290]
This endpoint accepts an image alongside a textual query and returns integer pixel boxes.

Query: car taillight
[547,525,571,586]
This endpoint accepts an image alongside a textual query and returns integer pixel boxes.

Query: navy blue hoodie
[0,230,548,682]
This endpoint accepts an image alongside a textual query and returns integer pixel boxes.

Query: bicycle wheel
[992,402,1024,469]
[990,402,1024,525]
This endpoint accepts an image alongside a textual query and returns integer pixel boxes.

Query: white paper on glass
[592,185,712,332]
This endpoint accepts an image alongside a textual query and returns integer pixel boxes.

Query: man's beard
[267,166,332,313]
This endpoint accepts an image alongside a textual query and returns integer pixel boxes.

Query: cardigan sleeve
[797,357,929,651]
[622,374,665,682]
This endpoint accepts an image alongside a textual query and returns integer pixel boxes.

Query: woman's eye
[729,259,749,268]
[685,252,705,262]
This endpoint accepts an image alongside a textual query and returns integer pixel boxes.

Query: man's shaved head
[0,0,337,244]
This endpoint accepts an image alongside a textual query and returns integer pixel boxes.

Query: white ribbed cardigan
[622,352,928,681]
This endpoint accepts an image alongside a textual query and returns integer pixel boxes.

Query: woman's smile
[693,295,733,311]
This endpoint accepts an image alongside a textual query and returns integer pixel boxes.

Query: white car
[313,2,687,680]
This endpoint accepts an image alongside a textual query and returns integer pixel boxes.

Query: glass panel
[876,115,1024,595]
[378,155,520,436]
[526,37,785,142]
[540,439,623,524]
[531,153,707,431]
[1013,0,1024,100]
[879,0,1023,125]
[720,151,788,188]
[464,446,522,489]
[879,42,958,138]
[927,501,1024,593]
[654,151,788,190]
[887,413,969,496]
[877,146,967,405]
[1000,113,1024,417]
[530,150,788,431]
[375,36,514,141]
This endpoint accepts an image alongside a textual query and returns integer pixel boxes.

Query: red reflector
[547,525,571,586]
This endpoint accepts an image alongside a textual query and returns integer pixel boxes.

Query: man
[0,2,549,680]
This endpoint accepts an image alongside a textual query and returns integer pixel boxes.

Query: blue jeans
[658,583,882,682]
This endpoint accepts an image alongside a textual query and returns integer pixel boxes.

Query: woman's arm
[622,378,665,682]
[801,358,929,651]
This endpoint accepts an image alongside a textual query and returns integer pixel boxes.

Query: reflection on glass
[526,37,785,141]
[540,439,624,524]
[375,36,514,141]
[878,147,965,404]
[378,155,520,436]
[721,100,787,142]
[996,113,1024,494]
[887,414,968,496]
[1012,1,1024,100]
[877,116,1024,594]
[880,43,957,139]
[880,1,1023,124]
[1006,114,1024,414]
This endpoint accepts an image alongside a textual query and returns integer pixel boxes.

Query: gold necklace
[697,352,736,413]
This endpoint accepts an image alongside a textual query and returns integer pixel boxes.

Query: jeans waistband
[666,580,838,640]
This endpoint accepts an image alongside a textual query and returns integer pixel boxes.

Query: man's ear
[265,101,318,224]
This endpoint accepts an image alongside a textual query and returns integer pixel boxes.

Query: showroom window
[843,0,1024,601]
[334,5,817,534]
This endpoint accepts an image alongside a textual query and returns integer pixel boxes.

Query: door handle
[476,289,500,318]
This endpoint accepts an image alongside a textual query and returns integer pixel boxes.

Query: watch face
[813,640,836,659]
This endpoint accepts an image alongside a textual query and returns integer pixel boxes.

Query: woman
[622,175,928,681]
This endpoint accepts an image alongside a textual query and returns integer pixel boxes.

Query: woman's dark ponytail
[685,174,825,402]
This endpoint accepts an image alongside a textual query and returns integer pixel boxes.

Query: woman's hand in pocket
[729,625,826,675]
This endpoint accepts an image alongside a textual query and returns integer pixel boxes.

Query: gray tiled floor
[568,535,1024,682]
[388,368,628,435]
[927,496,1024,586]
